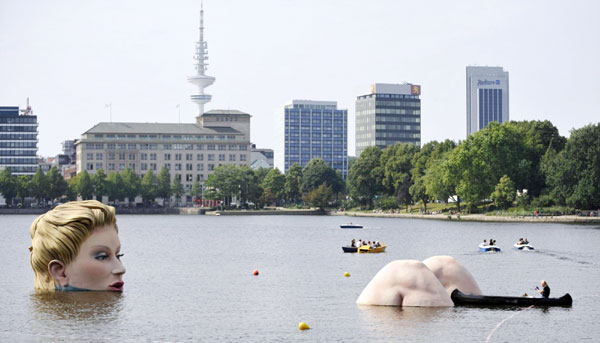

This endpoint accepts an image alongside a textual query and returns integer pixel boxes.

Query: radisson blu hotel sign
[477,79,501,86]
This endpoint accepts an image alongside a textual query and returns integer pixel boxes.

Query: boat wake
[535,249,594,266]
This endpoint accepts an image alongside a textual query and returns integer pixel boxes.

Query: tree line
[0,165,188,207]
[347,121,599,212]
[0,120,598,211]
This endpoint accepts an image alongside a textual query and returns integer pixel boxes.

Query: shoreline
[1,207,598,224]
[335,210,600,224]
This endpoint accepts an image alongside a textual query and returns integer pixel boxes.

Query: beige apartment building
[76,110,251,202]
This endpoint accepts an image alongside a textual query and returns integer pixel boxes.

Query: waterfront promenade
[336,210,600,224]
[2,206,598,224]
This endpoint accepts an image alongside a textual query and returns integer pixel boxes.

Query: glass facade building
[466,66,509,136]
[284,100,348,179]
[0,106,38,175]
[355,83,421,157]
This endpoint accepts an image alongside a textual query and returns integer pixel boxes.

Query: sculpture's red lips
[109,281,124,291]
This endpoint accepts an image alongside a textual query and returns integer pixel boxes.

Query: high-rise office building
[355,83,421,157]
[466,66,509,136]
[0,104,38,175]
[284,100,348,179]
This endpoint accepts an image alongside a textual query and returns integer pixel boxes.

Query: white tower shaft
[187,5,215,116]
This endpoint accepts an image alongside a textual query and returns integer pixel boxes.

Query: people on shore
[536,280,550,298]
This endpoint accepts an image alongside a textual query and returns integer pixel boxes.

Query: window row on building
[84,143,249,151]
[0,149,37,156]
[90,133,239,141]
[86,162,247,176]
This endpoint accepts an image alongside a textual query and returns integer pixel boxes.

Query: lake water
[1,214,599,342]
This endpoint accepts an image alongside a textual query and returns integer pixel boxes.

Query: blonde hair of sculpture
[29,200,118,291]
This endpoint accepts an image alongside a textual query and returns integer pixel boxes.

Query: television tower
[187,4,215,117]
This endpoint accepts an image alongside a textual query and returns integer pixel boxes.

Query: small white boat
[514,243,534,251]
[479,243,501,252]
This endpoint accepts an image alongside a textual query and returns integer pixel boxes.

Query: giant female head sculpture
[30,200,125,292]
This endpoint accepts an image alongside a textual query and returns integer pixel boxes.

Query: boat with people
[342,246,358,253]
[451,289,572,307]
[340,223,363,229]
[514,238,534,250]
[358,244,386,253]
[478,243,501,252]
[514,243,535,251]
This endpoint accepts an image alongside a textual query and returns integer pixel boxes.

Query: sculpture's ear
[48,260,68,287]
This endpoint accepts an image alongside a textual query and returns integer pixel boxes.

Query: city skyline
[1,0,599,170]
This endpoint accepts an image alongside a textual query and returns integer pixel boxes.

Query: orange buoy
[253,269,259,275]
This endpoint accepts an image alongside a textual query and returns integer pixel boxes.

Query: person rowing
[536,280,550,298]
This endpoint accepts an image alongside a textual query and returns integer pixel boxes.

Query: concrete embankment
[0,207,181,215]
[205,209,325,216]
[336,211,600,225]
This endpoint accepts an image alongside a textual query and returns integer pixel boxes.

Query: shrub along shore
[334,210,600,224]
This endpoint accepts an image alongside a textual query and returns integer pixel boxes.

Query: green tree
[301,158,344,195]
[72,170,94,200]
[409,141,438,212]
[445,122,526,210]
[543,123,600,209]
[121,168,141,205]
[347,146,383,209]
[191,180,202,202]
[106,171,125,204]
[30,167,48,205]
[16,175,31,205]
[246,167,268,207]
[0,168,18,205]
[171,174,185,205]
[422,140,458,207]
[507,120,566,197]
[46,166,68,202]
[381,143,419,210]
[262,168,286,205]
[205,164,244,204]
[140,170,158,205]
[156,166,172,205]
[284,163,303,204]
[93,169,108,201]
[491,175,517,209]
[301,182,333,210]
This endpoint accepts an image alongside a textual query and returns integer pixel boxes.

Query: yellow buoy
[298,322,310,330]
[344,272,350,277]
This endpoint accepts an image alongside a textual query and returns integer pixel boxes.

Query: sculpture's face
[64,225,125,291]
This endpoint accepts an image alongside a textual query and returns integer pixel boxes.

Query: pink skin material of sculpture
[423,255,482,296]
[356,256,481,307]
[50,225,126,291]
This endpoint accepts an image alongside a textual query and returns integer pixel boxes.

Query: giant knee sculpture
[356,256,480,307]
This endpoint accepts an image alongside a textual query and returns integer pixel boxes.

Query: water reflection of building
[0,102,38,175]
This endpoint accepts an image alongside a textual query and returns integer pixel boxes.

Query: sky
[1,0,599,170]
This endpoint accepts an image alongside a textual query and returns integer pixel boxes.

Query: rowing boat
[451,289,572,307]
